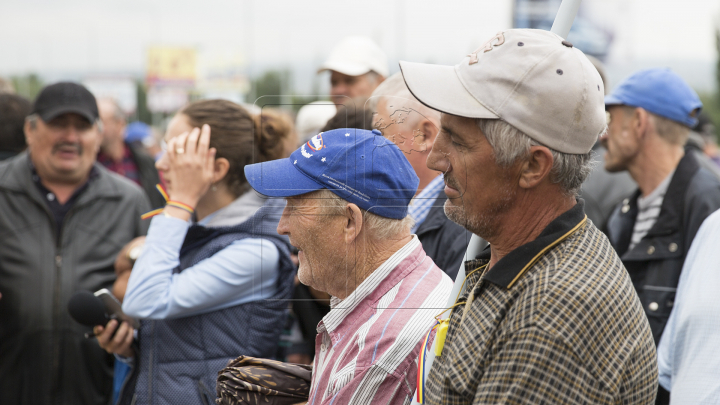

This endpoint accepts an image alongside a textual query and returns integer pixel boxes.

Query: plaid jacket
[425,202,658,404]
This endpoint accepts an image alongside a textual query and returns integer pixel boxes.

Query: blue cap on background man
[244,128,419,219]
[125,122,151,143]
[605,68,702,127]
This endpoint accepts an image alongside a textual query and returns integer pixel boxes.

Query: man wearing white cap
[319,36,388,106]
[400,29,657,404]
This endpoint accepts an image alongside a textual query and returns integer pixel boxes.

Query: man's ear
[344,203,363,244]
[518,146,554,190]
[416,118,438,152]
[24,119,34,147]
[212,157,230,183]
[633,107,651,140]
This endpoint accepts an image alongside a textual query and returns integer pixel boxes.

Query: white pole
[411,2,581,403]
[550,0,582,39]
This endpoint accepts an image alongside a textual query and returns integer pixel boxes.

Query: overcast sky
[1,0,719,92]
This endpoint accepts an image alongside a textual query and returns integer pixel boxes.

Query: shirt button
[648,302,659,311]
[668,243,678,252]
[621,204,630,213]
[320,344,327,352]
[647,246,655,255]
[47,193,55,201]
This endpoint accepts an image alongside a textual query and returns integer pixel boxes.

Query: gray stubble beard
[443,184,516,241]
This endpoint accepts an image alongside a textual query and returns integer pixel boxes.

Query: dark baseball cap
[32,82,99,123]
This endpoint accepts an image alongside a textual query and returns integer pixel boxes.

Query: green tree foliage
[10,74,44,101]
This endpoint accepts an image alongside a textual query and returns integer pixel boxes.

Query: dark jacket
[119,199,295,405]
[0,153,150,405]
[416,193,475,280]
[606,152,720,345]
[127,142,164,209]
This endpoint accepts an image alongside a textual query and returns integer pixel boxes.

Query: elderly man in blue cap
[602,68,720,404]
[244,128,452,405]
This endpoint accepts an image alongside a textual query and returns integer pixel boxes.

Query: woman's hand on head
[165,124,217,208]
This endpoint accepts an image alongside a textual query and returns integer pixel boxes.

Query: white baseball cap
[319,36,389,78]
[400,29,606,154]
[295,101,338,142]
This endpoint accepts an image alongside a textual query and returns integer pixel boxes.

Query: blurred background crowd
[2,0,720,404]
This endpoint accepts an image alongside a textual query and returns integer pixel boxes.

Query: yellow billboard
[146,47,196,87]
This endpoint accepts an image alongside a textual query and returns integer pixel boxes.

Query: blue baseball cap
[125,121,151,143]
[244,128,419,219]
[605,68,702,128]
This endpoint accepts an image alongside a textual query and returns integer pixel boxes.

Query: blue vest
[119,199,294,405]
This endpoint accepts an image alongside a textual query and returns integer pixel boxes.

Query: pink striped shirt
[308,236,453,405]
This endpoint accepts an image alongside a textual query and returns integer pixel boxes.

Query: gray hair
[367,72,440,124]
[314,189,414,240]
[618,106,689,146]
[98,97,126,122]
[476,119,595,196]
[650,113,690,146]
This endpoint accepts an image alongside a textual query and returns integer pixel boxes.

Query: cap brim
[39,106,95,123]
[604,94,625,107]
[245,158,324,197]
[317,61,372,77]
[399,61,498,119]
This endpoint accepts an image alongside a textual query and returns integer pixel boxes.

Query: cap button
[562,40,573,48]
[371,129,382,136]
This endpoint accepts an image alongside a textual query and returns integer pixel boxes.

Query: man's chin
[443,199,466,226]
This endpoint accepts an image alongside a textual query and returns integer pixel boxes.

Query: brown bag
[216,355,312,405]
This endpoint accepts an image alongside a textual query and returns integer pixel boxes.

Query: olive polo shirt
[425,201,658,404]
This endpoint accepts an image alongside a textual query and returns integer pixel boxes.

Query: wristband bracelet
[165,200,195,215]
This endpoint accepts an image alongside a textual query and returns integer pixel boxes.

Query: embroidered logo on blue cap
[244,128,420,219]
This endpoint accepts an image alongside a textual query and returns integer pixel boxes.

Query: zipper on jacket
[50,206,78,403]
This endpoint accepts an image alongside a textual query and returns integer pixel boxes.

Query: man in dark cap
[0,82,150,405]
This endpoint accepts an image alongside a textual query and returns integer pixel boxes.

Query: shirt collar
[474,199,587,289]
[322,235,421,337]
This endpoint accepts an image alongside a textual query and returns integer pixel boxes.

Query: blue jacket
[119,199,294,405]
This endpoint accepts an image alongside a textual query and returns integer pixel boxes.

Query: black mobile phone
[94,288,140,329]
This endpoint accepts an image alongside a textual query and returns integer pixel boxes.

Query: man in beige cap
[319,36,387,106]
[401,29,657,404]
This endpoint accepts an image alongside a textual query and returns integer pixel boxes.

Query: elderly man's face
[25,113,101,184]
[277,193,347,294]
[426,114,517,239]
[330,71,379,105]
[98,99,126,150]
[601,106,640,173]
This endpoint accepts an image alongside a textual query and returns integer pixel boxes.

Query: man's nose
[277,204,291,236]
[155,152,169,171]
[426,141,447,173]
[331,83,348,98]
[62,125,81,141]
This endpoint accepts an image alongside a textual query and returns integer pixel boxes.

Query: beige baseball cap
[400,29,605,154]
[319,36,389,78]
